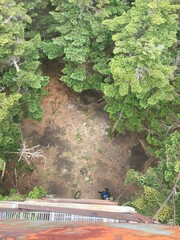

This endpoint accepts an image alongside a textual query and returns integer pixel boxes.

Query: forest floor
[7,61,148,201]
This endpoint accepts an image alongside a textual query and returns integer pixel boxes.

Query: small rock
[72,183,77,188]
[74,191,81,199]
[62,168,68,173]
[46,194,56,198]
[84,177,90,182]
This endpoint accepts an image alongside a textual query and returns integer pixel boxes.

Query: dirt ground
[18,61,148,201]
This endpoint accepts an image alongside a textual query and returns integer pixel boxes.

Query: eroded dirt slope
[21,63,147,200]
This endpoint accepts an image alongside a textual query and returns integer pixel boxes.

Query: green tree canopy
[0,0,179,224]
[0,0,48,162]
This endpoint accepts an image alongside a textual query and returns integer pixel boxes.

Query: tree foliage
[102,2,179,223]
[103,0,179,131]
[27,186,47,199]
[0,0,179,224]
[0,186,47,200]
[41,0,127,92]
[0,0,48,163]
[125,131,180,224]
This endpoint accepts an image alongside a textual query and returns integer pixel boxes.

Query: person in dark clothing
[98,188,110,200]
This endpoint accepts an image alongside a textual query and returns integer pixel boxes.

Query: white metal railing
[0,211,125,223]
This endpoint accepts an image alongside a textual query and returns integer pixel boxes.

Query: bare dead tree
[13,142,47,190]
[17,141,47,165]
[3,141,48,190]
[15,142,48,189]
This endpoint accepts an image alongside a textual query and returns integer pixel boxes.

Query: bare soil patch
[11,61,148,201]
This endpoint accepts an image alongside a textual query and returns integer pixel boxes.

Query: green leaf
[70,68,86,81]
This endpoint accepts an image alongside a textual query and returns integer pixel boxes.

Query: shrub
[27,186,47,199]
